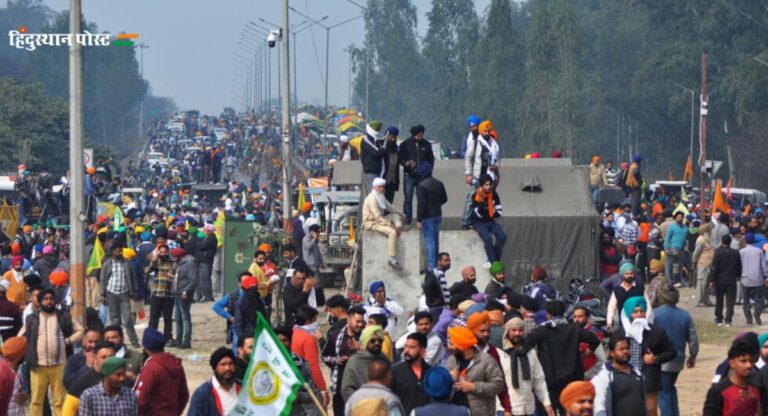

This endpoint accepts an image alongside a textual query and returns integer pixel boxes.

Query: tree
[352,0,427,128]
[421,0,479,145]
[469,0,525,156]
[0,78,69,173]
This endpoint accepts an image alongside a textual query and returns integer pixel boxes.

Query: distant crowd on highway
[0,108,766,416]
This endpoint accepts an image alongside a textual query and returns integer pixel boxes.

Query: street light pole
[69,0,86,325]
[281,0,292,231]
[135,43,148,139]
[673,82,695,162]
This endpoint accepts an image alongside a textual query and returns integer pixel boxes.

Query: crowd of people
[0,108,765,416]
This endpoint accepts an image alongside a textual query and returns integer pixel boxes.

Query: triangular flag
[712,179,732,214]
[86,238,105,276]
[113,207,125,232]
[214,211,225,248]
[230,312,306,416]
[297,183,306,212]
[683,155,694,182]
[672,202,689,217]
[681,187,689,203]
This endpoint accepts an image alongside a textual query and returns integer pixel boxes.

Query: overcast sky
[32,0,491,115]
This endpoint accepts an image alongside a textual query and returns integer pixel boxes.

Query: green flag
[229,312,305,416]
[113,207,125,232]
[86,238,105,276]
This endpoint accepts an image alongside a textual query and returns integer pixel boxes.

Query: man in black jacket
[382,127,401,203]
[423,252,451,319]
[708,234,742,326]
[391,332,431,414]
[525,300,601,414]
[415,161,447,270]
[196,224,218,302]
[398,125,434,225]
[282,267,315,327]
[360,120,386,196]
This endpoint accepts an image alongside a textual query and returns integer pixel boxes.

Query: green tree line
[0,0,176,174]
[351,0,768,189]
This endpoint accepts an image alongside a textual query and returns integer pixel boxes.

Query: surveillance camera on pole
[267,29,281,48]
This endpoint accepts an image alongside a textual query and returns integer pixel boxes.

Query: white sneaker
[388,257,403,270]
[483,262,491,269]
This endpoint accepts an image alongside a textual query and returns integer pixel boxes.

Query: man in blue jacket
[189,347,240,416]
[664,211,688,286]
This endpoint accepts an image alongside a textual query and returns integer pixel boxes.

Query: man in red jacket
[134,327,189,415]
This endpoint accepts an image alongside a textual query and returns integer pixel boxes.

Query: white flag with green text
[228,312,305,416]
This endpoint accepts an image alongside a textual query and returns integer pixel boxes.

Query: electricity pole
[699,52,709,208]
[69,0,86,325]
[281,0,292,230]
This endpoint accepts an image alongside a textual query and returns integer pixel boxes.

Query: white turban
[340,135,350,143]
[372,177,386,188]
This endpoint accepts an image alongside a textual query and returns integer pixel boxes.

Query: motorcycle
[565,277,608,329]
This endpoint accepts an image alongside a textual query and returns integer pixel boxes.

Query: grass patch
[694,319,741,346]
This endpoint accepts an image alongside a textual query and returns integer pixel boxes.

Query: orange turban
[592,156,600,164]
[467,311,490,332]
[448,326,477,351]
[2,337,27,362]
[258,243,272,253]
[488,310,504,325]
[479,120,493,134]
[302,202,313,213]
[10,243,20,255]
[49,270,68,286]
[560,381,595,409]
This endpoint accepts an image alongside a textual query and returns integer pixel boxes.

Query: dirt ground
[138,286,751,415]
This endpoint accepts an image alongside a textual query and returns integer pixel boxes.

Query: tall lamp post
[673,82,695,165]
[135,42,149,139]
[346,0,370,118]
[69,0,85,324]
[288,7,362,139]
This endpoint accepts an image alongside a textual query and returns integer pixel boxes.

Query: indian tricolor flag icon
[113,33,138,46]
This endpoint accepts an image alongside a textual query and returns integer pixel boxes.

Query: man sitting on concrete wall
[363,177,406,270]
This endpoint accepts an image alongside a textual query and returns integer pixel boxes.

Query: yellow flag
[297,183,306,212]
[214,211,225,248]
[86,238,105,276]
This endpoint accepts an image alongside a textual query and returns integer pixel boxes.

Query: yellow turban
[479,120,493,134]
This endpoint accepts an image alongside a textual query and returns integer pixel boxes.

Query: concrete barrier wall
[361,228,492,337]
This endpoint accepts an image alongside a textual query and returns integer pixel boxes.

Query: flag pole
[302,383,328,416]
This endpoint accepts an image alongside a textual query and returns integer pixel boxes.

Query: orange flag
[712,179,732,214]
[683,155,694,181]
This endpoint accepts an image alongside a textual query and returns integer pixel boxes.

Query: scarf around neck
[507,346,531,389]
[474,189,494,218]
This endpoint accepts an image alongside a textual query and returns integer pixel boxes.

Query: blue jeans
[422,216,442,270]
[174,296,192,344]
[403,175,420,223]
[473,221,507,262]
[659,371,680,416]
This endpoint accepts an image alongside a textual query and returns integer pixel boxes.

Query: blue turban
[384,126,399,137]
[142,326,167,351]
[466,115,481,128]
[633,155,642,163]
[759,332,768,349]
[745,233,756,244]
[34,243,43,253]
[619,262,635,276]
[140,231,152,242]
[623,296,647,320]
[423,367,453,399]
[369,280,385,295]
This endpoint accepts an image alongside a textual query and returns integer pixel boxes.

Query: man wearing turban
[341,325,387,402]
[467,311,512,415]
[500,318,553,415]
[611,296,676,416]
[588,156,605,203]
[362,176,407,269]
[560,380,594,416]
[445,326,504,416]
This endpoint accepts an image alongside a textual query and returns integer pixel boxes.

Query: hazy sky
[33,0,491,115]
